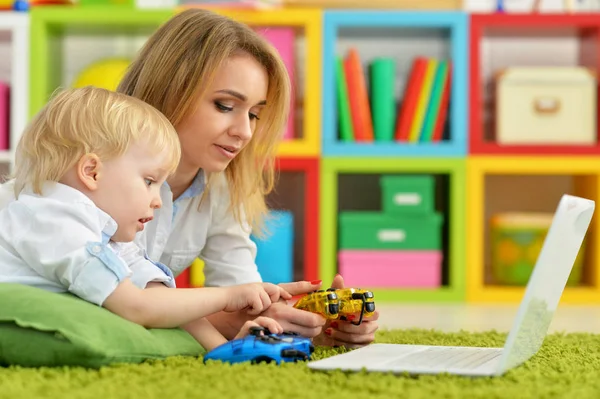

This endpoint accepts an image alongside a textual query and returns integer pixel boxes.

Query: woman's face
[175,52,269,174]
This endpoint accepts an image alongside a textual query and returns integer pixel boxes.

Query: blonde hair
[13,86,181,197]
[117,8,291,234]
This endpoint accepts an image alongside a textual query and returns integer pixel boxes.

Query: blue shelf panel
[322,141,465,157]
[322,11,469,158]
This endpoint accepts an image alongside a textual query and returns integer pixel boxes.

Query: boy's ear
[77,153,102,191]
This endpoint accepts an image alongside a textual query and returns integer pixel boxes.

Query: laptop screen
[497,194,594,374]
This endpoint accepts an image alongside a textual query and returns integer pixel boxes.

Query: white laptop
[309,194,595,377]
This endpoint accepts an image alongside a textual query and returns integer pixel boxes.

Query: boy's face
[90,143,170,242]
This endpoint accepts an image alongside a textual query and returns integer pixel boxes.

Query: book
[370,57,396,142]
[335,56,354,142]
[394,57,427,142]
[344,48,374,142]
[408,58,438,142]
[420,60,448,142]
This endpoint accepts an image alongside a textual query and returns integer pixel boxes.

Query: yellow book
[409,59,438,142]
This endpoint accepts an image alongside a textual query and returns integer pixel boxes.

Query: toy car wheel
[251,356,274,364]
[281,349,309,361]
[249,326,267,336]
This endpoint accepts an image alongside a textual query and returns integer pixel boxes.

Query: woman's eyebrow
[215,89,267,106]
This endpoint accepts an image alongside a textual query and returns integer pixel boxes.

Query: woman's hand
[258,280,326,338]
[313,274,379,348]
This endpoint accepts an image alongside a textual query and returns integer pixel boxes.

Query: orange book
[344,48,374,142]
[394,57,428,141]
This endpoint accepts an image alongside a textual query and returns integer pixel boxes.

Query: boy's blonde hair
[13,86,181,197]
[117,9,291,235]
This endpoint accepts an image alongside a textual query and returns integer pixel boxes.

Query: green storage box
[380,175,435,215]
[339,211,444,250]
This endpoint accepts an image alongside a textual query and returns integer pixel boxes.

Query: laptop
[308,194,595,377]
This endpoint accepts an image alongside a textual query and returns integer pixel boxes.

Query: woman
[117,8,379,347]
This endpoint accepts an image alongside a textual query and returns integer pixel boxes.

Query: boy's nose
[151,195,162,209]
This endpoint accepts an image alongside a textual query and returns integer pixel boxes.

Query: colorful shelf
[320,157,466,302]
[467,156,600,304]
[322,11,468,157]
[0,12,29,170]
[469,13,600,155]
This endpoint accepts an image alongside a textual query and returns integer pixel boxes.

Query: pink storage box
[338,250,442,288]
[0,82,8,151]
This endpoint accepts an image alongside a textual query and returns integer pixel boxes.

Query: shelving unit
[467,156,600,303]
[322,11,468,157]
[29,7,174,118]
[320,157,466,302]
[0,12,29,171]
[269,157,320,282]
[15,6,600,304]
[470,13,600,155]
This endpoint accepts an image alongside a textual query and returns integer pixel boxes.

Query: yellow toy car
[293,288,375,325]
[293,289,340,319]
[335,288,376,325]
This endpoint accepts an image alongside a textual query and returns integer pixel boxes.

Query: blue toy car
[203,326,314,365]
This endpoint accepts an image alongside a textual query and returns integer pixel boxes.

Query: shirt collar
[21,181,118,239]
[165,170,206,203]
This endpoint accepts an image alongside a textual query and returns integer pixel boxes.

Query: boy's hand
[233,316,284,340]
[224,283,291,315]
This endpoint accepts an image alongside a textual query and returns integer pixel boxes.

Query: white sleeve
[6,200,132,306]
[115,241,176,289]
[200,173,262,287]
[0,179,16,210]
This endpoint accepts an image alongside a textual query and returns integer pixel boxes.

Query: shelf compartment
[320,157,466,302]
[322,11,468,157]
[470,13,600,155]
[467,156,600,303]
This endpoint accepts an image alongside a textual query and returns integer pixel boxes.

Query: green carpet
[1,328,600,399]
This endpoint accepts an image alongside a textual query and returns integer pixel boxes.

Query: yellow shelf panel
[467,285,600,304]
[468,155,600,174]
[277,138,319,157]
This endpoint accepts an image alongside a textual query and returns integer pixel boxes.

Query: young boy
[0,86,288,350]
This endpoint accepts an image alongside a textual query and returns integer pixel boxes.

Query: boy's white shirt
[0,172,262,288]
[0,182,175,306]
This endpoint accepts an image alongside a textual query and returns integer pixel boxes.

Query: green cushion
[0,283,205,368]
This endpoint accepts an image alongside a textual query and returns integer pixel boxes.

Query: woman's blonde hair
[13,86,181,197]
[117,8,291,234]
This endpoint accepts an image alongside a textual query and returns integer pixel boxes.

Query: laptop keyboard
[384,347,503,370]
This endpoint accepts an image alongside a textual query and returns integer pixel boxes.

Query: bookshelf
[467,156,600,304]
[320,157,466,302]
[322,11,468,157]
[270,157,320,282]
[29,7,174,118]
[469,13,600,155]
[0,12,29,172]
[19,6,600,304]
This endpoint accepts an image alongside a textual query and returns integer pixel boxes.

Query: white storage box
[495,67,597,145]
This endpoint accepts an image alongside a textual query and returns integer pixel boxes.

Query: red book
[394,57,428,141]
